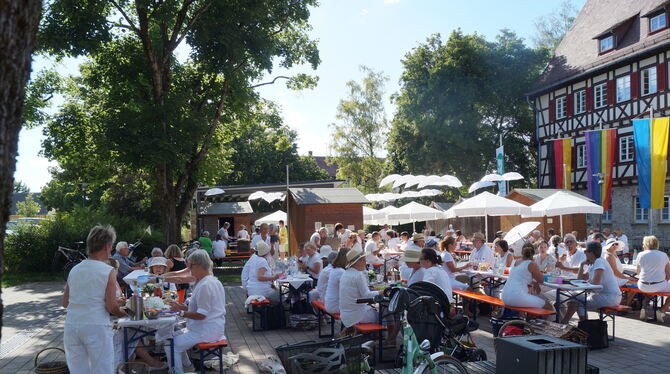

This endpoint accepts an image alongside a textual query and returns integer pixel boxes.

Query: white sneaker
[640,308,647,320]
[656,310,665,323]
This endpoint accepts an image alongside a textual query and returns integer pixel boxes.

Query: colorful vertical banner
[633,118,670,209]
[552,138,572,190]
[496,145,506,196]
[585,129,616,210]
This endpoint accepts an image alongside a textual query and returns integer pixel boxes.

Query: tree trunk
[0,0,42,341]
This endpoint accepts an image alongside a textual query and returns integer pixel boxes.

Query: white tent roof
[387,201,444,223]
[444,191,531,219]
[254,210,286,226]
[363,206,387,225]
[525,191,603,217]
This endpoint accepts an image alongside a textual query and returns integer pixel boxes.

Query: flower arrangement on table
[144,296,165,310]
[142,283,157,295]
[367,270,376,282]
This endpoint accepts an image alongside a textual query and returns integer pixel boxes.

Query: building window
[576,144,586,168]
[642,66,657,95]
[602,210,612,222]
[599,36,614,53]
[619,135,634,162]
[574,90,586,114]
[651,13,667,33]
[594,83,607,108]
[556,96,567,119]
[635,197,649,222]
[616,75,631,102]
[663,196,670,221]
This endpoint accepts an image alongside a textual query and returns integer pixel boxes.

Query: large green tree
[532,0,579,50]
[39,0,320,243]
[388,30,548,188]
[328,66,389,193]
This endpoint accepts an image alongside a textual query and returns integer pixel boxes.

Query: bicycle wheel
[418,355,468,374]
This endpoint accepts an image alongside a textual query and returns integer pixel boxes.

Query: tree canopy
[388,30,549,189]
[38,0,321,242]
[328,66,389,193]
[532,0,579,51]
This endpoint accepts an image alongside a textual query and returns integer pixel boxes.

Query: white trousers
[169,331,202,373]
[64,323,114,374]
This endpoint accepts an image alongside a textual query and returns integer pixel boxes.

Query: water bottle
[493,253,501,274]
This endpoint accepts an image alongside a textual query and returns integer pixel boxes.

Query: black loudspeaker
[578,319,608,349]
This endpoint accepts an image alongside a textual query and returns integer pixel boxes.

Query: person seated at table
[469,232,495,265]
[387,230,400,250]
[212,234,227,259]
[198,231,213,255]
[334,223,352,246]
[555,233,585,275]
[561,242,621,323]
[344,232,362,251]
[148,256,177,292]
[299,242,322,282]
[399,249,425,285]
[112,241,147,285]
[602,238,634,287]
[165,244,189,290]
[364,232,384,266]
[534,240,557,273]
[339,247,384,328]
[325,248,349,314]
[310,227,328,248]
[63,225,127,373]
[636,235,670,322]
[245,242,280,303]
[455,230,466,243]
[502,243,552,310]
[237,224,250,240]
[439,237,471,290]
[309,246,335,302]
[406,233,425,251]
[494,239,514,268]
[167,250,226,373]
[419,248,453,302]
[547,235,565,260]
[240,244,262,291]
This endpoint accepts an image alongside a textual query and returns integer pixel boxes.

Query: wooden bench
[453,289,555,319]
[620,286,670,322]
[354,323,387,363]
[599,305,631,341]
[250,299,271,331]
[195,339,228,374]
[310,300,341,338]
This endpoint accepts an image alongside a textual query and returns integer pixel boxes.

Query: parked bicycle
[52,242,87,281]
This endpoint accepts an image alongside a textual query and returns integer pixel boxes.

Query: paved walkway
[2,280,670,373]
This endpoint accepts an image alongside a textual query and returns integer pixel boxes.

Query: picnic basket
[275,334,366,374]
[33,347,68,374]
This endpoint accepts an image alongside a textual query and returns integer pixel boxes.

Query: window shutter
[586,86,594,111]
[606,80,615,105]
[549,99,556,122]
[657,62,667,91]
[631,71,640,98]
[566,93,573,116]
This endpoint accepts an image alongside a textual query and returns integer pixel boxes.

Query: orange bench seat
[453,289,554,317]
[353,323,386,334]
[196,339,228,350]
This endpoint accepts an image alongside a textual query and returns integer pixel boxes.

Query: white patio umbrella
[392,174,415,189]
[378,205,405,225]
[387,201,444,231]
[363,206,387,225]
[261,192,285,203]
[502,172,524,181]
[503,221,541,246]
[399,190,422,198]
[468,180,496,194]
[419,189,442,197]
[444,191,531,240]
[254,210,287,226]
[404,175,427,188]
[204,187,225,196]
[248,191,266,200]
[379,174,401,188]
[525,191,603,236]
[480,173,506,182]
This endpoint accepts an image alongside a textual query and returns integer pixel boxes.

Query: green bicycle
[388,288,468,374]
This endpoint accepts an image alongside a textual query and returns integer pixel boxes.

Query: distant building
[528,0,670,246]
[308,151,339,178]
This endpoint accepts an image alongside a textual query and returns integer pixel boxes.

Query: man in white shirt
[379,224,389,245]
[334,223,351,246]
[217,222,231,243]
[405,233,424,251]
[250,223,271,249]
[602,228,614,240]
[556,233,586,274]
[614,228,629,254]
[339,248,383,328]
[468,232,495,265]
[236,224,249,240]
[364,232,383,266]
[309,227,328,248]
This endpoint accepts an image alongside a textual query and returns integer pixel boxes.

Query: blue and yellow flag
[633,118,670,209]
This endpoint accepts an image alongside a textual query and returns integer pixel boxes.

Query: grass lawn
[2,272,62,287]
[217,274,241,283]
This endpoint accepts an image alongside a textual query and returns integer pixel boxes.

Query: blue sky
[16,0,585,192]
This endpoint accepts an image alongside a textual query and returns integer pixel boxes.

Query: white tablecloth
[117,316,178,342]
[277,276,312,289]
[123,269,149,285]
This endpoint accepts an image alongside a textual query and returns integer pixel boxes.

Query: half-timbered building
[528,0,670,245]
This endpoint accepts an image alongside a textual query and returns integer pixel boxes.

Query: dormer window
[650,13,667,33]
[599,35,614,53]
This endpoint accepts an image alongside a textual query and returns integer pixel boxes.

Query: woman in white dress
[325,248,349,314]
[637,235,670,321]
[419,248,453,302]
[246,242,280,303]
[533,240,557,273]
[562,242,621,323]
[501,243,549,309]
[495,240,514,268]
[438,237,471,290]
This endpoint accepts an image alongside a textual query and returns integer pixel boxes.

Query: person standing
[236,224,249,240]
[310,227,327,248]
[278,220,288,259]
[250,223,271,250]
[198,231,213,255]
[63,225,127,374]
[217,222,231,246]
[614,228,629,255]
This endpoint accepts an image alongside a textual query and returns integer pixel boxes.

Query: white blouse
[422,266,453,302]
[339,268,378,327]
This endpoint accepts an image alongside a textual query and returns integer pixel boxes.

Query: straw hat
[602,237,625,252]
[345,247,365,269]
[471,232,486,241]
[319,245,333,259]
[412,233,425,242]
[400,249,421,263]
[256,241,271,257]
[149,256,168,268]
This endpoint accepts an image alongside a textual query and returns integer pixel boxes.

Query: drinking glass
[624,256,630,265]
